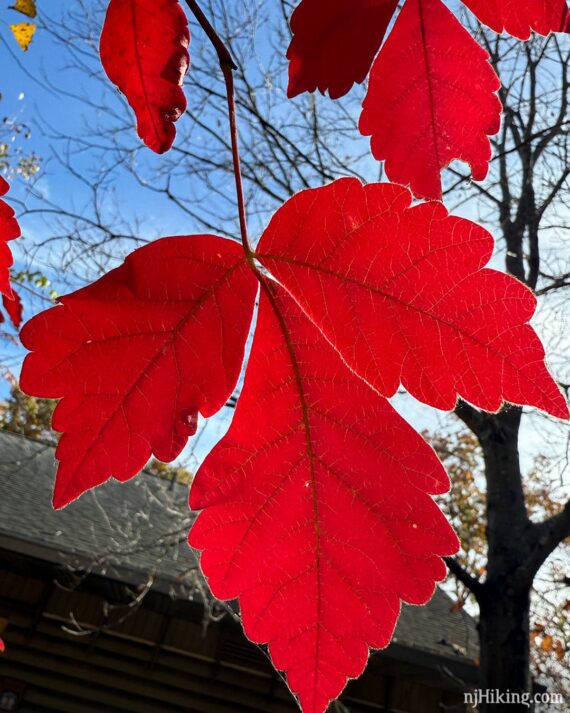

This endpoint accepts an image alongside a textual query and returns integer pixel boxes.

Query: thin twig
[183,0,254,260]
[444,556,485,600]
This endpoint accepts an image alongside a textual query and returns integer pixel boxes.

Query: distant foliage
[0,387,55,442]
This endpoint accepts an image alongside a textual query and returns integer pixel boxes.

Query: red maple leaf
[359,0,501,200]
[20,235,257,507]
[100,0,190,153]
[256,178,569,419]
[286,0,569,198]
[0,177,21,300]
[287,0,398,99]
[189,281,459,713]
[19,179,569,712]
[461,0,570,39]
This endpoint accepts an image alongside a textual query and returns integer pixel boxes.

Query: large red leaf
[461,0,570,40]
[359,0,501,200]
[190,282,458,713]
[286,0,398,99]
[20,235,257,508]
[100,0,190,154]
[256,178,569,419]
[0,177,21,299]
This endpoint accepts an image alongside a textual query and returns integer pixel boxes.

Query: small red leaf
[257,178,569,419]
[100,0,190,154]
[286,0,398,99]
[2,289,23,329]
[190,282,458,713]
[359,0,501,200]
[0,177,21,299]
[20,235,257,508]
[461,0,570,40]
[0,638,5,654]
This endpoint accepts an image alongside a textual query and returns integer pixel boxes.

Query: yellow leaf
[9,22,36,51]
[541,634,553,652]
[10,0,37,18]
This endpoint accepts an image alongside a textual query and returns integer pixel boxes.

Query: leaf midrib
[261,281,323,707]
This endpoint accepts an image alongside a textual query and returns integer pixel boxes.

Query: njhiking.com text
[464,690,564,709]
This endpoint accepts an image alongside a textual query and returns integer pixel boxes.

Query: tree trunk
[478,585,532,712]
[475,409,535,712]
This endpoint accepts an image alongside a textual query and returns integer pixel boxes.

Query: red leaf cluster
[287,0,569,198]
[20,178,568,712]
[17,2,570,710]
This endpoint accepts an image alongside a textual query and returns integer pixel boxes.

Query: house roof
[0,429,479,664]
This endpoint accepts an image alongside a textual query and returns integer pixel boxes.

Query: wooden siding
[0,556,469,713]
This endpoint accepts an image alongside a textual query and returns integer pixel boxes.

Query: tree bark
[474,408,536,711]
[478,585,532,713]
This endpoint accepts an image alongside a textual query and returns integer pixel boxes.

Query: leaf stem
[183,0,254,261]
